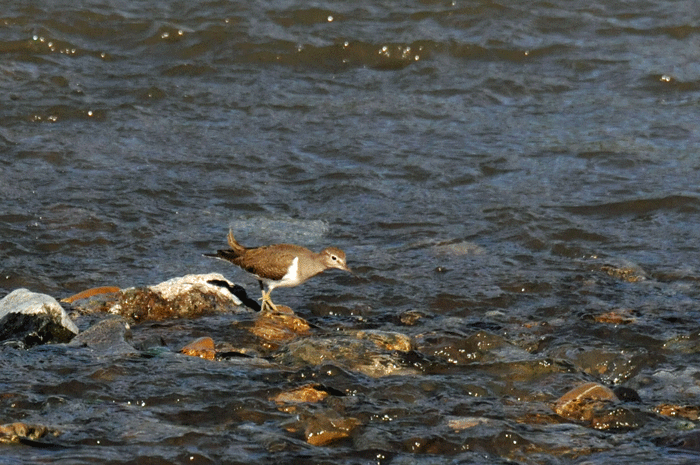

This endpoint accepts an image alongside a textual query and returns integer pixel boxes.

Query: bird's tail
[203,229,247,261]
[226,229,247,255]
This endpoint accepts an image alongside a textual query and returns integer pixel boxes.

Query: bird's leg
[257,281,278,313]
[258,281,269,312]
[260,289,279,313]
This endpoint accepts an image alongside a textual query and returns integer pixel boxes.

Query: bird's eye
[331,255,338,261]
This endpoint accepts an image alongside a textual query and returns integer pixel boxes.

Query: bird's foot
[260,290,279,314]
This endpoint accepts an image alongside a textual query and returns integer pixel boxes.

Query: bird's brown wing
[235,244,308,281]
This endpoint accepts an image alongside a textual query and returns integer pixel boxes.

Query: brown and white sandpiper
[205,230,351,312]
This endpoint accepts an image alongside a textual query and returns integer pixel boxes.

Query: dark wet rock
[656,430,700,451]
[613,386,642,402]
[589,407,644,430]
[67,317,136,355]
[0,289,78,348]
[0,313,76,349]
[74,273,247,322]
[0,422,56,444]
[133,334,168,354]
[181,336,216,360]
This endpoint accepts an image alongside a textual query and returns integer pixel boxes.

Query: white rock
[147,273,242,305]
[0,289,79,335]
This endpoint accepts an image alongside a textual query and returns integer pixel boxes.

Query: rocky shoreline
[1,273,700,452]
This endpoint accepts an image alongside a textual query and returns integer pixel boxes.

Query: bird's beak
[335,261,352,274]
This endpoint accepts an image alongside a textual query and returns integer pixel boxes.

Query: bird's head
[321,247,351,273]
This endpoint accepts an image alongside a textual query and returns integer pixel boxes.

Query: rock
[446,416,491,431]
[564,348,646,384]
[592,309,636,324]
[0,422,53,444]
[102,273,247,321]
[398,310,424,326]
[416,330,523,365]
[353,330,412,352]
[554,382,617,423]
[60,286,121,304]
[251,307,311,344]
[612,386,641,402]
[433,240,486,256]
[303,410,361,446]
[656,430,700,451]
[67,317,136,355]
[663,333,700,354]
[0,289,78,347]
[596,258,647,282]
[149,274,242,303]
[277,336,417,378]
[272,384,331,405]
[133,334,169,354]
[654,404,700,421]
[181,336,216,360]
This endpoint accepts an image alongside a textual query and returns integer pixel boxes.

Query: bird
[205,230,351,312]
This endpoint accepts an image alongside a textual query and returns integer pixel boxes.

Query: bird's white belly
[262,256,300,290]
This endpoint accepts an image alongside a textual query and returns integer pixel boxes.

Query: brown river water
[2,0,700,463]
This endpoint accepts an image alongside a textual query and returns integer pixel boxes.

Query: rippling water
[2,0,700,463]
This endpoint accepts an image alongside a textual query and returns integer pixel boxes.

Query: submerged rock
[555,382,618,422]
[281,404,361,447]
[552,382,642,429]
[277,336,417,378]
[656,430,700,451]
[654,404,700,421]
[595,257,648,282]
[0,289,78,348]
[304,410,361,446]
[416,330,523,365]
[591,309,637,324]
[353,330,412,352]
[433,239,486,256]
[446,416,493,431]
